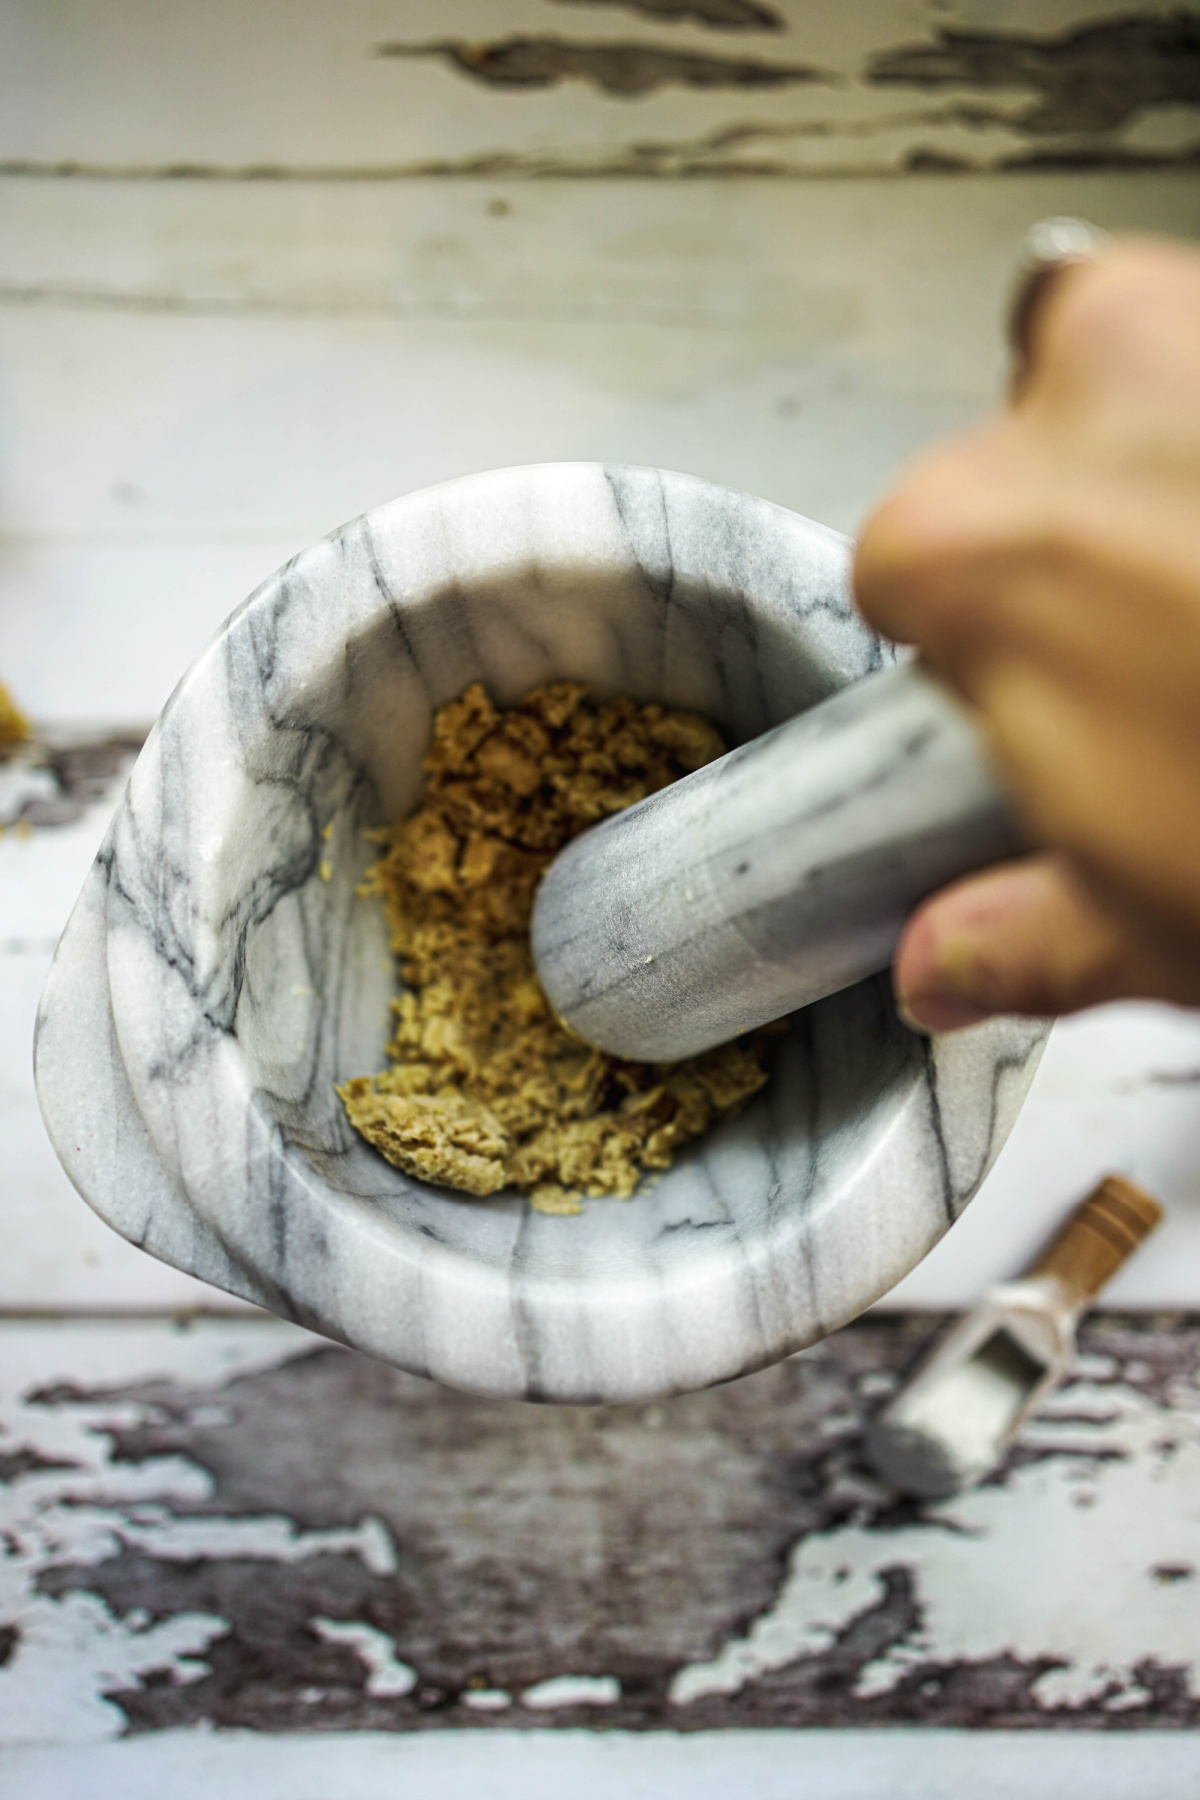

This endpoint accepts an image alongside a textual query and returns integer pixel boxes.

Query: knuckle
[858,454,982,585]
[856,442,1023,659]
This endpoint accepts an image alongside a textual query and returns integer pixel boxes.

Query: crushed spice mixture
[0,680,30,760]
[338,681,772,1215]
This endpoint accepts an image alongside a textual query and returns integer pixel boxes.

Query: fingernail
[895,990,994,1036]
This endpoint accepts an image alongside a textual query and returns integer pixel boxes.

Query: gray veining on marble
[534,659,1020,1062]
[34,464,1046,1402]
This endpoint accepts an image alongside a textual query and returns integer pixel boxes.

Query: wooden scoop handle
[1029,1175,1163,1311]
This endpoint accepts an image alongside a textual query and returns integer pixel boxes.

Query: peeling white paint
[5,1319,1200,1744]
[0,1322,396,1746]
[0,1321,314,1405]
[0,762,59,827]
[462,1687,513,1710]
[0,1592,226,1746]
[3,2,1197,181]
[521,1675,622,1708]
[671,1374,1200,1711]
[312,1619,417,1697]
[109,1512,398,1575]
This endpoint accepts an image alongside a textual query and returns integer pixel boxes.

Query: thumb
[893,852,1185,1033]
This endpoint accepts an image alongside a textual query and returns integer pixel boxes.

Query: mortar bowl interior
[35,465,1046,1401]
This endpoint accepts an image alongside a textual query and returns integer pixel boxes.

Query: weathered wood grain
[2,2,1196,177]
[3,1314,1200,1740]
[4,171,1199,727]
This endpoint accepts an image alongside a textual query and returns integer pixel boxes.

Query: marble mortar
[34,465,1046,1403]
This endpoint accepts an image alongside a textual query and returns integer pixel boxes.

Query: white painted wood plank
[5,1727,1200,1800]
[6,171,1199,363]
[3,172,1198,721]
[1,1,1194,176]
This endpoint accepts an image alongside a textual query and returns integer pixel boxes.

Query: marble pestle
[532,660,1021,1063]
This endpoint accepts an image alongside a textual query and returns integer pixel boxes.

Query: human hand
[854,237,1200,1032]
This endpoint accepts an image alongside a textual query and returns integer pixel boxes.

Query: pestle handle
[531,661,1022,1062]
[1029,1176,1164,1314]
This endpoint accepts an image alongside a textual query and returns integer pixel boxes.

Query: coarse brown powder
[339,681,772,1215]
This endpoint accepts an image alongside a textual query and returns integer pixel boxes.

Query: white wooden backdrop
[2,5,1200,1787]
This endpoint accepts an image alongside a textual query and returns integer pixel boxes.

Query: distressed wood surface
[2,2,1197,178]
[2,1314,1200,1743]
